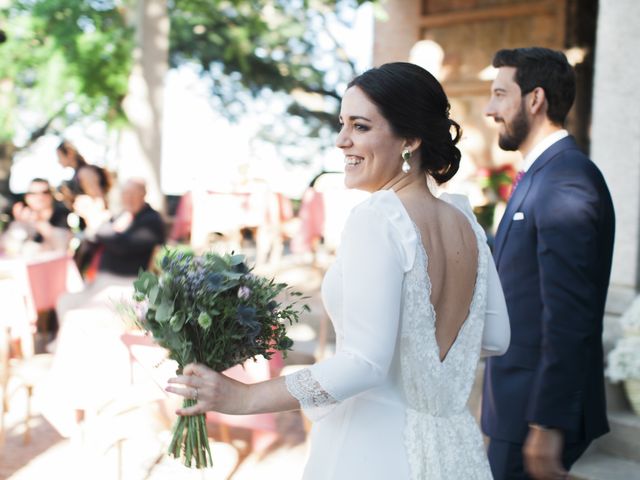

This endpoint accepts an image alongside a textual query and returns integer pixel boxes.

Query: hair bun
[421,117,462,185]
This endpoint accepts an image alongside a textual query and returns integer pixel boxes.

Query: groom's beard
[497,100,530,151]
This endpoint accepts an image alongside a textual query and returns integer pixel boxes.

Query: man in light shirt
[481,47,615,480]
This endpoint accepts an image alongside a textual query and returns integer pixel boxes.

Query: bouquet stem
[167,399,213,468]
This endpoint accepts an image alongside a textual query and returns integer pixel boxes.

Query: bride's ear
[404,138,422,155]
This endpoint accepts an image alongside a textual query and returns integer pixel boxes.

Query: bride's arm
[481,252,510,357]
[167,203,407,419]
[284,204,406,420]
[439,193,510,357]
[167,365,297,415]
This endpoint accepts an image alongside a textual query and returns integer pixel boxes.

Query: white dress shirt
[522,129,569,172]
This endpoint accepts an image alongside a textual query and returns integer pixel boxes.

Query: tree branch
[25,103,69,147]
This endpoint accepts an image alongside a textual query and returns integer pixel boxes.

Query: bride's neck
[383,173,434,200]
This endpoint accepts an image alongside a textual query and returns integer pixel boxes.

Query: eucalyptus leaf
[149,285,160,305]
[229,254,245,266]
[156,298,174,323]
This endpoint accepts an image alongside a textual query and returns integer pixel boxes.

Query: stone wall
[591,0,640,346]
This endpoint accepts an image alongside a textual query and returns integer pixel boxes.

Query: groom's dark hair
[492,47,576,126]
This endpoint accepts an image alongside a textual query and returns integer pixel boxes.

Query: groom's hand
[523,425,567,480]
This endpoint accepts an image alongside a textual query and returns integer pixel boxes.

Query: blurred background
[0,1,639,479]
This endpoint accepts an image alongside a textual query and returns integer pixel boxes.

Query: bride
[166,62,510,479]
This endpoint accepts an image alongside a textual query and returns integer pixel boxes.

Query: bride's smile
[336,86,410,193]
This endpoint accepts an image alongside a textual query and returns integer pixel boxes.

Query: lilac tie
[510,170,525,199]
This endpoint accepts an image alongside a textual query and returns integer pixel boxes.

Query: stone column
[118,0,169,212]
[591,0,640,330]
[373,0,420,66]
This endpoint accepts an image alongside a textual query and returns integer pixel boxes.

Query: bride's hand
[166,363,249,416]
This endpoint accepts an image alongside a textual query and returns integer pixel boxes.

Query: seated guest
[57,178,165,316]
[43,179,165,435]
[91,177,165,277]
[5,178,71,252]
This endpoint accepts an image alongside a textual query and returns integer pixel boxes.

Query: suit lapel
[493,136,578,264]
[494,174,532,264]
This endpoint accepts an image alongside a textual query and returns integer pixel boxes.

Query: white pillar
[118,0,169,212]
[373,0,420,66]
[591,0,640,318]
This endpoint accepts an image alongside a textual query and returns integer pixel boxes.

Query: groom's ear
[528,87,547,116]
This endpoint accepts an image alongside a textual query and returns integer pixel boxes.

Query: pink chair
[120,332,282,453]
[0,273,53,445]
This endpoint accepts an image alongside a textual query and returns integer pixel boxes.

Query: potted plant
[606,296,640,415]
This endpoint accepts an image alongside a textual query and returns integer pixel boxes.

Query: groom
[481,47,615,479]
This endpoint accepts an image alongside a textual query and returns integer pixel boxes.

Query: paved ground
[0,257,326,480]
[0,393,310,480]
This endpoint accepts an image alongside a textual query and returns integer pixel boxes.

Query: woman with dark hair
[56,140,112,204]
[56,140,88,205]
[57,140,113,275]
[166,63,510,479]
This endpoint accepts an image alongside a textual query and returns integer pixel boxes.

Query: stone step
[606,380,632,411]
[569,451,640,480]
[597,411,640,463]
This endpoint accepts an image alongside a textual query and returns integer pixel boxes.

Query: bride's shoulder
[438,192,487,243]
[438,192,473,214]
[345,190,417,271]
[352,190,411,227]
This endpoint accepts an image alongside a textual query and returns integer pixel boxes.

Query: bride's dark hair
[347,62,462,185]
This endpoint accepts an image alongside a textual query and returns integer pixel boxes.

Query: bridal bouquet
[130,249,307,468]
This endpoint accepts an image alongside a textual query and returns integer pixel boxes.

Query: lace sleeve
[285,368,338,422]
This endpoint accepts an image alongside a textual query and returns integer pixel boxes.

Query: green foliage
[0,0,134,143]
[0,0,373,164]
[132,248,306,372]
[170,0,365,96]
[169,0,373,159]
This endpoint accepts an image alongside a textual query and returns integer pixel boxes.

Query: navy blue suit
[481,136,615,478]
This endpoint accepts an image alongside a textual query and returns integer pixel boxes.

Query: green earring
[402,149,411,173]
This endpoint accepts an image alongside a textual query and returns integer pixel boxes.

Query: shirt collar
[522,129,569,172]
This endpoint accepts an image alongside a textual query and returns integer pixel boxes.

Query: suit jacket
[481,135,615,444]
[95,203,166,277]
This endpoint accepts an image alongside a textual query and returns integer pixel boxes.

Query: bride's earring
[401,149,411,173]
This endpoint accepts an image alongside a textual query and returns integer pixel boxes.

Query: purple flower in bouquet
[237,286,251,300]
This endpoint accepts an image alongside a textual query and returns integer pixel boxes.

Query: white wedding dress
[286,190,510,479]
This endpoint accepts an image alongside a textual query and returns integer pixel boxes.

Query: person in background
[56,140,89,208]
[56,140,112,207]
[56,178,165,320]
[76,163,112,205]
[43,179,166,435]
[6,178,71,251]
[481,47,615,480]
[91,177,165,278]
[3,178,73,348]
[69,163,114,276]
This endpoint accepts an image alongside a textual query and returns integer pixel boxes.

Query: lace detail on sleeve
[285,368,338,422]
